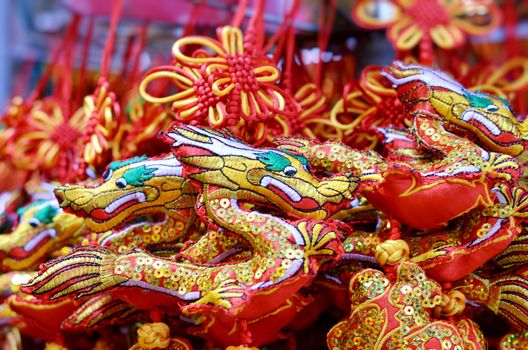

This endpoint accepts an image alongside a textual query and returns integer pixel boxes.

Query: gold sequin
[404,306,414,315]
[401,285,412,294]
[220,198,230,208]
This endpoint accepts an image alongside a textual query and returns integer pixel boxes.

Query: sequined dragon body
[23,124,358,345]
[20,62,528,345]
[281,62,528,283]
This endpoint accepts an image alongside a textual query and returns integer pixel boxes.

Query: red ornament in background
[351,0,502,63]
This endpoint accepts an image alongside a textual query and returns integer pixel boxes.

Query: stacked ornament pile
[2,0,528,349]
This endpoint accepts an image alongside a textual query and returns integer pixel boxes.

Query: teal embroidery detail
[122,165,157,186]
[109,156,147,171]
[17,201,45,219]
[33,204,60,224]
[464,90,493,109]
[257,151,291,172]
[292,154,309,166]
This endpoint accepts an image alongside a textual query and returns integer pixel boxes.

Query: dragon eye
[103,169,113,181]
[28,218,40,228]
[116,178,128,188]
[283,166,298,176]
[486,104,499,112]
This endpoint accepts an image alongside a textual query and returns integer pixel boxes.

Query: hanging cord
[231,0,248,28]
[143,1,205,102]
[75,16,95,106]
[340,82,354,121]
[260,0,301,93]
[282,25,296,93]
[505,0,526,115]
[157,0,205,97]
[244,0,266,54]
[11,55,35,99]
[182,0,204,37]
[264,0,300,55]
[100,0,124,78]
[315,0,336,88]
[27,14,81,105]
[504,0,520,60]
[127,21,149,88]
[120,34,136,82]
[418,33,434,65]
[56,14,81,113]
[74,0,123,180]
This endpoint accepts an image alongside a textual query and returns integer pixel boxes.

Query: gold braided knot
[375,239,410,266]
[433,290,466,318]
[135,322,171,349]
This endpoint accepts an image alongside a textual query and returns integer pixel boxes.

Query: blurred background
[0,0,396,110]
[2,0,528,111]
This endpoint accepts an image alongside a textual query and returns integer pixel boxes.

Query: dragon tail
[63,294,143,330]
[460,266,528,330]
[490,267,528,330]
[22,248,122,301]
[493,234,528,270]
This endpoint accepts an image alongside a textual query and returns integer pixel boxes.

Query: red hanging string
[127,21,149,87]
[265,24,286,57]
[231,0,248,28]
[246,0,266,54]
[75,16,95,107]
[264,0,300,55]
[283,0,302,93]
[182,0,204,37]
[315,0,336,88]
[27,14,81,105]
[74,0,123,181]
[147,1,206,102]
[282,26,296,93]
[120,35,135,80]
[159,1,206,97]
[56,15,81,108]
[504,0,520,60]
[341,82,354,121]
[100,0,124,78]
[507,0,526,116]
[418,34,434,65]
[271,28,287,64]
[11,56,35,99]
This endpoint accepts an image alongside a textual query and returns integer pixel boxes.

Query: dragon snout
[54,186,93,210]
[54,187,67,206]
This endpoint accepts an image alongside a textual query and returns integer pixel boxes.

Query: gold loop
[171,36,225,65]
[139,70,194,104]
